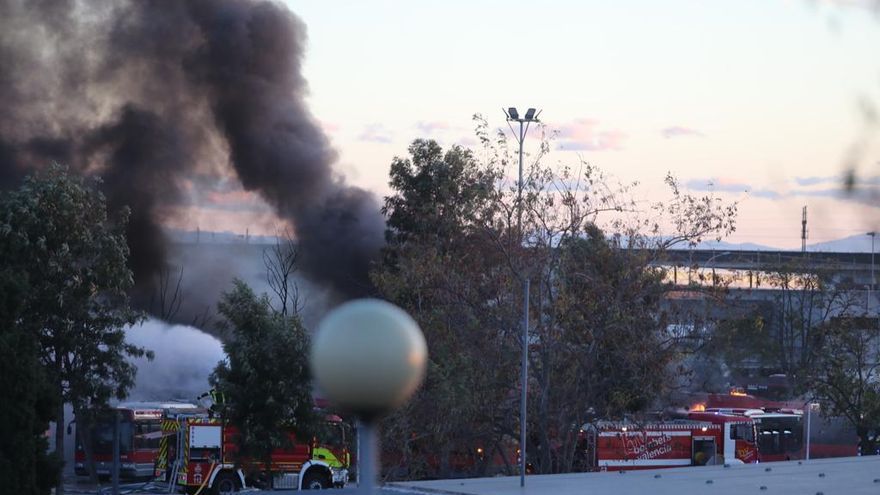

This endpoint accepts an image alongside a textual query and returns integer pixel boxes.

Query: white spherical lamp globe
[310,299,427,417]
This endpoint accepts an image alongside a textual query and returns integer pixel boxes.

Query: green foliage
[811,317,880,454]
[707,261,863,395]
[760,263,853,388]
[0,164,147,490]
[384,139,499,247]
[0,165,147,407]
[377,138,520,479]
[0,268,61,495]
[210,280,316,474]
[374,125,738,477]
[701,315,777,383]
[552,229,671,417]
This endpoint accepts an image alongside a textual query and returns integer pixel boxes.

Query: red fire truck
[165,416,349,493]
[581,414,758,471]
[74,401,204,479]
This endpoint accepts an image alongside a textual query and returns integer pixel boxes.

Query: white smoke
[125,318,226,402]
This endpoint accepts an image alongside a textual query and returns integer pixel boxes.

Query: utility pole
[504,107,540,488]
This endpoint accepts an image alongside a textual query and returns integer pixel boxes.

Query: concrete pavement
[390,456,880,495]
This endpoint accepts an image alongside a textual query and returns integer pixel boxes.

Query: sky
[197,0,880,249]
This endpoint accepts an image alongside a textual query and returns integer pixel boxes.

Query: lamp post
[868,232,876,319]
[310,299,428,495]
[503,106,540,487]
[803,401,818,460]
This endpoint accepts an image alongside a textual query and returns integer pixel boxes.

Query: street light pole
[868,232,876,327]
[804,401,815,460]
[504,107,540,487]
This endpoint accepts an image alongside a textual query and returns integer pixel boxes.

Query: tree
[0,165,148,494]
[383,139,499,248]
[263,230,304,318]
[811,316,880,455]
[209,280,316,487]
[764,263,858,387]
[705,259,864,395]
[528,230,675,472]
[376,137,519,479]
[374,117,738,477]
[0,267,60,495]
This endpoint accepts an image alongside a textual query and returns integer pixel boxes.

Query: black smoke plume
[0,0,384,310]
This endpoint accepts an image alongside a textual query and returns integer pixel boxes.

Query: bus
[749,412,803,462]
[74,402,204,479]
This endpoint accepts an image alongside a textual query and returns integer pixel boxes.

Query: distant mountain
[807,234,878,253]
[166,228,877,254]
[691,240,777,251]
[694,235,878,253]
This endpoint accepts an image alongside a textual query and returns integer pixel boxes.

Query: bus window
[730,424,755,443]
[758,430,780,455]
[134,421,162,449]
[89,419,133,455]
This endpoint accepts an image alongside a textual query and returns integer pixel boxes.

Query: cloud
[179,177,272,213]
[794,175,840,187]
[357,123,393,143]
[555,119,626,151]
[685,176,879,206]
[793,174,880,190]
[817,0,880,10]
[685,178,753,194]
[455,136,478,148]
[414,120,452,134]
[685,177,783,199]
[847,174,880,186]
[661,126,704,139]
[202,190,272,213]
[799,186,880,207]
[319,120,340,135]
[750,189,784,200]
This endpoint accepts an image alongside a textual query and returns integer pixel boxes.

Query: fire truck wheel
[212,472,240,495]
[301,471,331,490]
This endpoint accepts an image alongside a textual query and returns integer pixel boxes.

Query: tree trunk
[73,407,99,484]
[494,439,513,476]
[55,397,65,495]
[439,443,451,479]
[858,428,877,456]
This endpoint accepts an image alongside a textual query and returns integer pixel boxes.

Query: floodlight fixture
[524,108,536,120]
[508,107,519,120]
